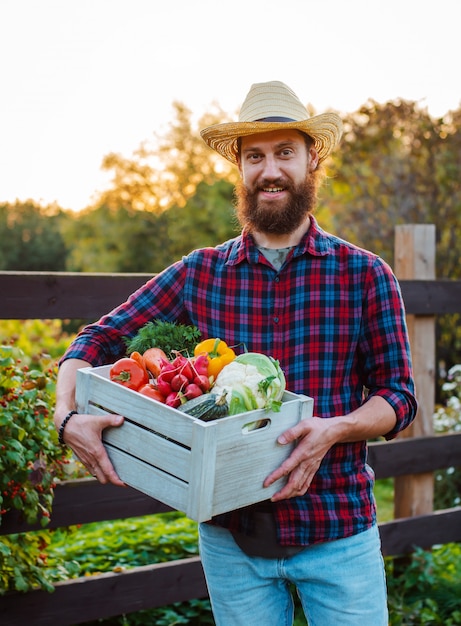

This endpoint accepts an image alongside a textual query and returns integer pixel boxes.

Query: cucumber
[180,392,229,421]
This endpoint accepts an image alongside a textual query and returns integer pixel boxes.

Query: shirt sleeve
[59,260,188,366]
[359,257,418,440]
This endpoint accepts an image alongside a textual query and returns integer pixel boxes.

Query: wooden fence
[1,224,461,625]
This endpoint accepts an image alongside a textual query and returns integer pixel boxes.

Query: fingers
[88,447,126,487]
[268,463,316,501]
[65,413,126,487]
[264,418,329,500]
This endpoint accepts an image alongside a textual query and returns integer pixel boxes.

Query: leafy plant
[386,544,461,625]
[124,320,201,356]
[0,343,74,593]
[47,512,213,625]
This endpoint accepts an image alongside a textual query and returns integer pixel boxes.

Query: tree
[95,101,238,214]
[166,179,238,259]
[0,202,69,271]
[325,99,461,374]
[63,204,171,274]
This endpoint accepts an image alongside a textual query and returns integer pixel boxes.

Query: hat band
[255,116,297,122]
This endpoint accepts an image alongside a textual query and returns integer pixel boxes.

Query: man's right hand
[60,411,126,486]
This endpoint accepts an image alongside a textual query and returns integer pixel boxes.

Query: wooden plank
[0,271,152,319]
[379,506,461,556]
[1,272,461,320]
[399,279,461,314]
[0,557,208,626]
[368,433,461,479]
[394,225,435,517]
[0,479,173,535]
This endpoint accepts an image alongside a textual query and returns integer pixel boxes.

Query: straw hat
[200,81,343,165]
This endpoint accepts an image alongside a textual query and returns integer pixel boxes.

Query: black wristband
[58,410,78,445]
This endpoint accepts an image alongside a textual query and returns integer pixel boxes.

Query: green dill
[124,320,202,356]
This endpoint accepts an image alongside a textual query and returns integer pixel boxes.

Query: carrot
[142,347,168,378]
[130,351,149,378]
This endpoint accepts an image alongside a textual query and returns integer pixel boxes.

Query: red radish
[165,392,181,408]
[156,377,172,397]
[158,362,180,383]
[194,374,210,392]
[171,373,189,392]
[192,354,209,377]
[184,383,203,400]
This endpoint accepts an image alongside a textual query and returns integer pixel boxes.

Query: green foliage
[0,319,73,362]
[0,531,80,594]
[374,478,395,523]
[386,544,461,625]
[0,343,74,594]
[324,99,461,376]
[166,179,239,258]
[62,204,174,274]
[125,320,202,356]
[47,513,213,626]
[325,100,460,266]
[47,512,199,572]
[0,201,69,271]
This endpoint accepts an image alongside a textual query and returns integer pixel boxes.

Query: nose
[261,154,281,180]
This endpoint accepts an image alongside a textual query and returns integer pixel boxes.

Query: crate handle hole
[242,418,271,434]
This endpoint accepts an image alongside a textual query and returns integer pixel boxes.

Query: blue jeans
[199,523,388,626]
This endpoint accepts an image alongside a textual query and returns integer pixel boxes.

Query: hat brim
[200,112,343,165]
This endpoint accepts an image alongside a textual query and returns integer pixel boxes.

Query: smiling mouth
[262,187,284,193]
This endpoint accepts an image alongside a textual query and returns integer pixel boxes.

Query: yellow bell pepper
[193,338,236,379]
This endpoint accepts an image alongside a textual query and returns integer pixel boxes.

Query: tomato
[109,357,149,390]
[138,384,166,403]
[142,347,169,377]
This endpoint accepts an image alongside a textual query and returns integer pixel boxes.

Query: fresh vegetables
[138,384,167,403]
[141,347,168,377]
[125,320,201,356]
[193,338,236,379]
[212,352,286,416]
[180,393,229,422]
[109,357,149,390]
[109,332,287,422]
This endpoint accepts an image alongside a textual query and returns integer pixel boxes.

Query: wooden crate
[76,365,313,522]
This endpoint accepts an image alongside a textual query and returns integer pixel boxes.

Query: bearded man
[54,81,417,625]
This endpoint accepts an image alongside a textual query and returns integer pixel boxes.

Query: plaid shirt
[63,216,417,546]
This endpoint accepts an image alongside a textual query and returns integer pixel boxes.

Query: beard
[234,172,320,236]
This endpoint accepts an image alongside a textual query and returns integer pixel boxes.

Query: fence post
[393,224,436,518]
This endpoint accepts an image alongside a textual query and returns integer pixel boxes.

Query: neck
[251,215,311,249]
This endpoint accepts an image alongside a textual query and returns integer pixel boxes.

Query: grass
[375,477,395,522]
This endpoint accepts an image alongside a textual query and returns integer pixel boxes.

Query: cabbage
[213,352,286,416]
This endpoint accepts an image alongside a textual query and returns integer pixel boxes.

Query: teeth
[263,187,284,193]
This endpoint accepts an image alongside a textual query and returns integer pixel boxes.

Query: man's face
[235,129,319,235]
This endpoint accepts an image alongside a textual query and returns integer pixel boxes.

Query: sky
[1,0,460,212]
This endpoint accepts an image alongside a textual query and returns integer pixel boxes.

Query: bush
[0,343,76,593]
[386,543,461,625]
[46,512,213,625]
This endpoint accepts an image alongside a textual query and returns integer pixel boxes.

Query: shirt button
[275,276,280,283]
[273,317,279,323]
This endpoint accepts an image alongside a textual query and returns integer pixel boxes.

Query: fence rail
[1,263,461,625]
[2,271,461,319]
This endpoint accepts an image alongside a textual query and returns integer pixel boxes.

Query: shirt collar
[226,216,333,266]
